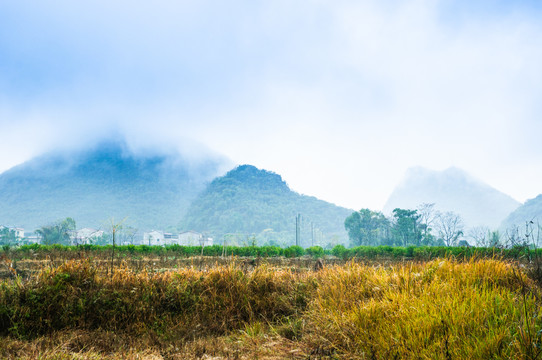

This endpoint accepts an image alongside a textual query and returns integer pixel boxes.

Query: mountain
[179,165,352,247]
[0,140,232,231]
[501,194,542,230]
[383,167,520,229]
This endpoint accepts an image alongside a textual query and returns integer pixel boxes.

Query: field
[1,246,542,359]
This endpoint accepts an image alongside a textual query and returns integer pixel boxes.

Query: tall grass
[1,258,541,359]
[0,260,312,339]
[307,259,541,359]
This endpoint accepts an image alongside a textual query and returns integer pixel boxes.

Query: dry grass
[0,327,311,359]
[1,258,541,359]
[306,259,541,359]
[1,260,312,339]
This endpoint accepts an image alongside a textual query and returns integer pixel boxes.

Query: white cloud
[0,0,541,209]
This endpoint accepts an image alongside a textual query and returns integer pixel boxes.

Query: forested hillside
[0,140,231,231]
[179,165,352,247]
[501,194,542,230]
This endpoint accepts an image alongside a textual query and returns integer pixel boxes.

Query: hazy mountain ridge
[383,167,520,229]
[0,140,231,231]
[179,165,352,246]
[501,194,542,230]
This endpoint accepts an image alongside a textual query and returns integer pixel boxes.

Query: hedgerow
[2,243,538,261]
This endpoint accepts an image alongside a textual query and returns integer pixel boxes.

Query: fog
[1,0,541,209]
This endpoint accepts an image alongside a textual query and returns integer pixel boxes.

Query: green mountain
[0,140,231,232]
[383,167,520,229]
[501,194,542,230]
[179,165,352,247]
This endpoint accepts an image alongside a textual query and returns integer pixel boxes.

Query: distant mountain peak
[227,164,278,178]
[501,194,542,230]
[0,138,233,231]
[180,164,351,246]
[213,165,289,192]
[404,166,478,181]
[384,166,520,228]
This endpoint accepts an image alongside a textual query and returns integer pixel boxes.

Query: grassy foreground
[1,258,541,359]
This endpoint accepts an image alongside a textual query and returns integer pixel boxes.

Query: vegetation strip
[1,258,541,359]
[2,243,539,261]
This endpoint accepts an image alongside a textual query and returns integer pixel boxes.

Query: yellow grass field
[1,258,541,359]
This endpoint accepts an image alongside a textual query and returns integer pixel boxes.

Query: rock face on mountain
[179,165,352,247]
[0,140,231,231]
[501,194,542,230]
[383,167,520,229]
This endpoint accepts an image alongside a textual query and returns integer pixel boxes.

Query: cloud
[0,0,541,209]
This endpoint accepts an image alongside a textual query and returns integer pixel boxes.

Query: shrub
[257,246,282,257]
[283,246,304,258]
[331,244,347,259]
[305,246,324,258]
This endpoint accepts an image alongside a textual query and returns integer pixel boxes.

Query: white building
[13,227,24,239]
[0,226,25,241]
[143,230,165,246]
[178,231,213,247]
[24,234,41,244]
[142,230,213,247]
[163,232,179,245]
[72,228,105,245]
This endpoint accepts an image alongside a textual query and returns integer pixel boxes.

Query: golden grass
[0,327,311,359]
[306,259,541,359]
[1,258,541,359]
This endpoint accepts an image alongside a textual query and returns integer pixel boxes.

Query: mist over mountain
[383,167,520,229]
[179,165,352,247]
[0,139,232,231]
[501,194,542,230]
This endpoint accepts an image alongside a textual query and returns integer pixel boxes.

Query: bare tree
[524,219,542,249]
[435,211,464,247]
[468,226,491,247]
[123,225,138,245]
[417,203,436,241]
[105,217,126,276]
[418,203,436,230]
[504,225,524,247]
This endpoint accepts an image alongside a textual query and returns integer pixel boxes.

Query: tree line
[344,203,475,247]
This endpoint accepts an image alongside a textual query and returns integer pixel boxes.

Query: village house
[178,230,213,246]
[0,226,25,242]
[143,230,165,246]
[72,228,105,245]
[13,227,24,239]
[24,234,40,244]
[142,230,213,247]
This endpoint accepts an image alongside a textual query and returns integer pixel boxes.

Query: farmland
[1,246,541,359]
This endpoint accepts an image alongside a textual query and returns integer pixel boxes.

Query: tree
[468,226,491,247]
[0,227,17,246]
[106,217,126,276]
[503,226,523,247]
[417,203,437,245]
[91,233,110,246]
[344,209,389,247]
[435,211,464,247]
[488,230,502,247]
[391,208,422,246]
[123,225,138,245]
[36,217,76,245]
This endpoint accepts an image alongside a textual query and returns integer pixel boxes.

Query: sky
[1,0,542,211]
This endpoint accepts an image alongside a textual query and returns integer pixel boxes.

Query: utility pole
[295,213,300,247]
[295,214,298,247]
[311,222,314,247]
